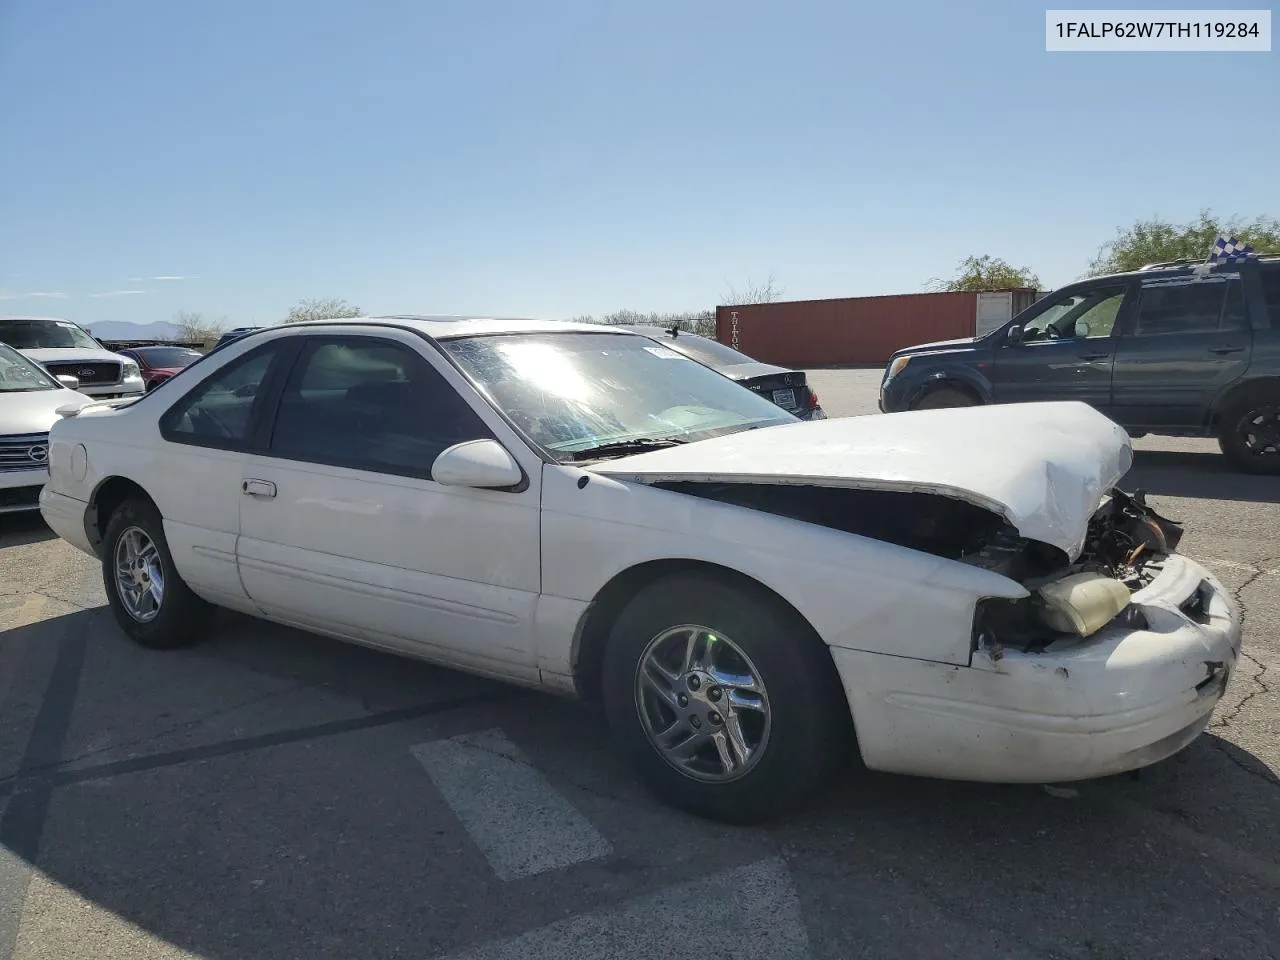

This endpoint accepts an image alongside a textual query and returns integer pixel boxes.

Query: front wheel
[1217,388,1280,475]
[601,572,849,824]
[102,498,212,648]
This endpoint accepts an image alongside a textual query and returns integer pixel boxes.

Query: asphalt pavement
[1,369,1278,960]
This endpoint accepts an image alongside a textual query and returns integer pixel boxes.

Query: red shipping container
[716,292,982,367]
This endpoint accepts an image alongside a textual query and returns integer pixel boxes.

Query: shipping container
[715,289,1039,366]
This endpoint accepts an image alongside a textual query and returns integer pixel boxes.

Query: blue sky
[0,1,1276,328]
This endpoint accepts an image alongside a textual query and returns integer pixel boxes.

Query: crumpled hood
[594,401,1133,559]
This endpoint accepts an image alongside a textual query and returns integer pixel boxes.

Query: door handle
[1208,345,1244,355]
[242,479,277,498]
[1079,352,1110,361]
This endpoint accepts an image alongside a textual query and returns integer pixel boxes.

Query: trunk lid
[594,401,1133,559]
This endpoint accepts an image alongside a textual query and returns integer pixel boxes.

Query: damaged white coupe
[39,319,1243,823]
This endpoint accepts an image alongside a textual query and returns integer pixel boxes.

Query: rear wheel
[601,572,849,824]
[1217,386,1280,475]
[102,498,212,648]
[911,385,978,410]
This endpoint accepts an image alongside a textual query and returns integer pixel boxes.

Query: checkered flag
[1208,235,1256,262]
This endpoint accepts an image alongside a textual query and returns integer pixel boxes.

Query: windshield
[0,317,101,350]
[133,346,202,368]
[664,334,756,368]
[0,343,58,392]
[441,332,797,457]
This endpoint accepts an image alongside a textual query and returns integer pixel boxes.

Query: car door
[235,330,543,680]
[1109,271,1253,431]
[152,338,292,610]
[990,281,1132,412]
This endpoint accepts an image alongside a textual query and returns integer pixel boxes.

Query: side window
[160,344,282,447]
[1133,278,1244,336]
[1260,266,1280,327]
[267,338,493,477]
[1021,286,1126,342]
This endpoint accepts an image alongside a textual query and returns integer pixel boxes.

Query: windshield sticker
[643,345,687,360]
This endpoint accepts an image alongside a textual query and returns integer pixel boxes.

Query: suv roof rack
[1139,253,1280,271]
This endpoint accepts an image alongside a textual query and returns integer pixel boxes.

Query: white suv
[0,316,145,399]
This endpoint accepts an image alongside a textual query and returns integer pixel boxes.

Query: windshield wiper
[567,437,690,461]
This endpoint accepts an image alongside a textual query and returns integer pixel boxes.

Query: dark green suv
[879,256,1280,474]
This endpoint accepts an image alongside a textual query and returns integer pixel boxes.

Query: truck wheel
[1217,387,1280,475]
[601,572,849,824]
[912,386,978,410]
[102,498,212,648]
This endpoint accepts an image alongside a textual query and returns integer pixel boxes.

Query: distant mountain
[82,320,181,341]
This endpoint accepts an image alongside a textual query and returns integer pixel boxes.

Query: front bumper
[832,555,1243,783]
[0,466,46,514]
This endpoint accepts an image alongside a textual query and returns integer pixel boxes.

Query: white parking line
[410,728,611,881]
[438,857,812,959]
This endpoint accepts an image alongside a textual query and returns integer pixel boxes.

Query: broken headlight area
[971,489,1179,656]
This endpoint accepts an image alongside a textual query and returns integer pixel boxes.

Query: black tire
[102,497,212,649]
[1216,385,1280,475]
[911,385,978,410]
[601,572,849,824]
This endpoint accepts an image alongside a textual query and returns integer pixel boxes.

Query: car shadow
[0,514,57,549]
[1126,449,1280,503]
[3,609,1278,960]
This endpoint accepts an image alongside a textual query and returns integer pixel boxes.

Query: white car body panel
[537,464,1025,671]
[37,317,1245,788]
[596,401,1133,559]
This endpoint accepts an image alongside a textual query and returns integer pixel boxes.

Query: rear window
[666,335,754,368]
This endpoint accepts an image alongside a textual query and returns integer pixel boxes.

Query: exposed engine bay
[653,481,1184,653]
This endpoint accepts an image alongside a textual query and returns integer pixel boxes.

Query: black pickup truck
[879,256,1280,473]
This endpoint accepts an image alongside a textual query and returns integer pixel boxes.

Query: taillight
[806,388,819,408]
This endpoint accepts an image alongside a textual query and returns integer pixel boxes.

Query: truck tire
[1217,385,1280,475]
[912,385,979,410]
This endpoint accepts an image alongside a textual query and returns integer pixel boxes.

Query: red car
[116,345,203,391]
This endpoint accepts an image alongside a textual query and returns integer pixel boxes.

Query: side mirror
[1075,321,1092,339]
[1006,325,1024,346]
[56,374,81,390]
[55,402,86,419]
[431,439,523,489]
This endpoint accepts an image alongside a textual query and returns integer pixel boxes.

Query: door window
[1133,278,1246,336]
[267,338,492,477]
[1020,286,1126,342]
[1260,265,1280,327]
[160,343,282,448]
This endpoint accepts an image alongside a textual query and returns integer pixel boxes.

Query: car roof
[285,315,632,340]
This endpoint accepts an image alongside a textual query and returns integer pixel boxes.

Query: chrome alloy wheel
[113,526,165,623]
[634,625,771,782]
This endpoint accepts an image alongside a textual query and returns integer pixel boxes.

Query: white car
[0,343,95,514]
[38,317,1243,822]
[0,316,145,400]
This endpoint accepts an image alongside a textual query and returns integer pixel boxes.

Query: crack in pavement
[1212,558,1277,731]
